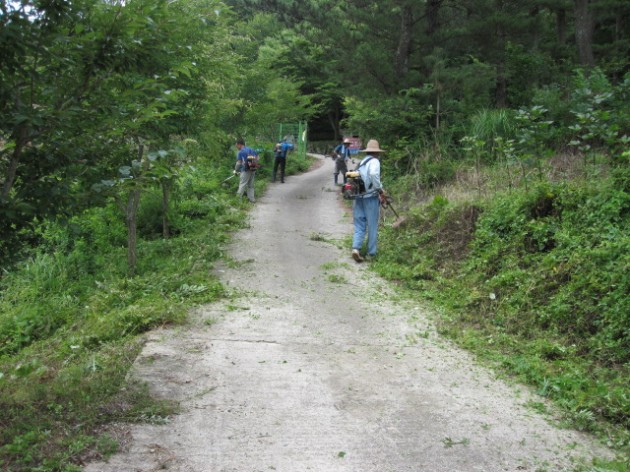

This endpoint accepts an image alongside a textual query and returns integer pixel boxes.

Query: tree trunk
[1,122,29,201]
[394,4,414,78]
[327,109,340,141]
[495,62,508,108]
[435,91,441,130]
[125,143,145,275]
[162,179,171,239]
[126,188,140,276]
[426,0,441,36]
[556,8,567,44]
[494,1,508,108]
[574,0,595,68]
[2,148,21,201]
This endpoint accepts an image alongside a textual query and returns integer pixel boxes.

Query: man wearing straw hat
[351,139,387,263]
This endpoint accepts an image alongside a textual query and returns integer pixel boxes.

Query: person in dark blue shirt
[234,138,259,202]
[272,140,294,183]
[332,138,352,185]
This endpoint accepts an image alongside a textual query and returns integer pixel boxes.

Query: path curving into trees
[85,155,613,472]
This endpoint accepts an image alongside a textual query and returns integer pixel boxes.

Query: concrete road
[85,155,613,472]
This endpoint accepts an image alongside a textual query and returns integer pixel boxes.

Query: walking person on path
[234,138,258,203]
[272,139,294,183]
[351,139,387,263]
[332,138,352,186]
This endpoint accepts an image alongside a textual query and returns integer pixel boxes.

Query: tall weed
[467,108,516,161]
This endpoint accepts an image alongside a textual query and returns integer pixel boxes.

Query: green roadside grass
[372,164,629,470]
[0,198,236,470]
[0,150,315,471]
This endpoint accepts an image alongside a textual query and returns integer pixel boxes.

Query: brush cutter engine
[244,155,261,171]
[342,171,366,200]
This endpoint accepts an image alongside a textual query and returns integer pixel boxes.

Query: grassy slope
[373,156,629,469]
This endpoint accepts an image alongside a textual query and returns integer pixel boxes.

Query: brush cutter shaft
[387,203,400,218]
[381,197,400,218]
[221,173,236,184]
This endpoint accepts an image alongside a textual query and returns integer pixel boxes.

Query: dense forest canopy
[224,0,629,141]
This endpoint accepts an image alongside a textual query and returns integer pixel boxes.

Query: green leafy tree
[0,0,237,266]
[0,0,114,258]
[219,12,318,137]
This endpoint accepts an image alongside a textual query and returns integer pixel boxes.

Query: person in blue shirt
[272,140,294,183]
[234,138,258,203]
[352,139,387,263]
[332,138,352,186]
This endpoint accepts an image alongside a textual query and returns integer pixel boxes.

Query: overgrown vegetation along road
[0,149,310,470]
[374,154,630,467]
[82,156,618,472]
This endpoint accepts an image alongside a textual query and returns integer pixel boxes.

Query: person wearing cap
[351,139,387,263]
[332,138,352,186]
[272,139,294,183]
[234,138,258,203]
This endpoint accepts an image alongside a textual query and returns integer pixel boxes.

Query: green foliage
[513,105,555,163]
[568,69,630,154]
[504,41,563,107]
[342,90,434,145]
[0,160,243,470]
[245,77,317,129]
[375,167,630,455]
[0,338,176,471]
[469,109,516,145]
[221,13,318,136]
[466,180,630,362]
[526,69,630,154]
[0,0,239,267]
[435,58,497,129]
[283,148,313,175]
[385,137,458,194]
[452,70,629,198]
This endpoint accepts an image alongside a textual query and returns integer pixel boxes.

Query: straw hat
[361,139,385,153]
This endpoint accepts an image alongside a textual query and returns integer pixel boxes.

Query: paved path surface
[85,155,612,472]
